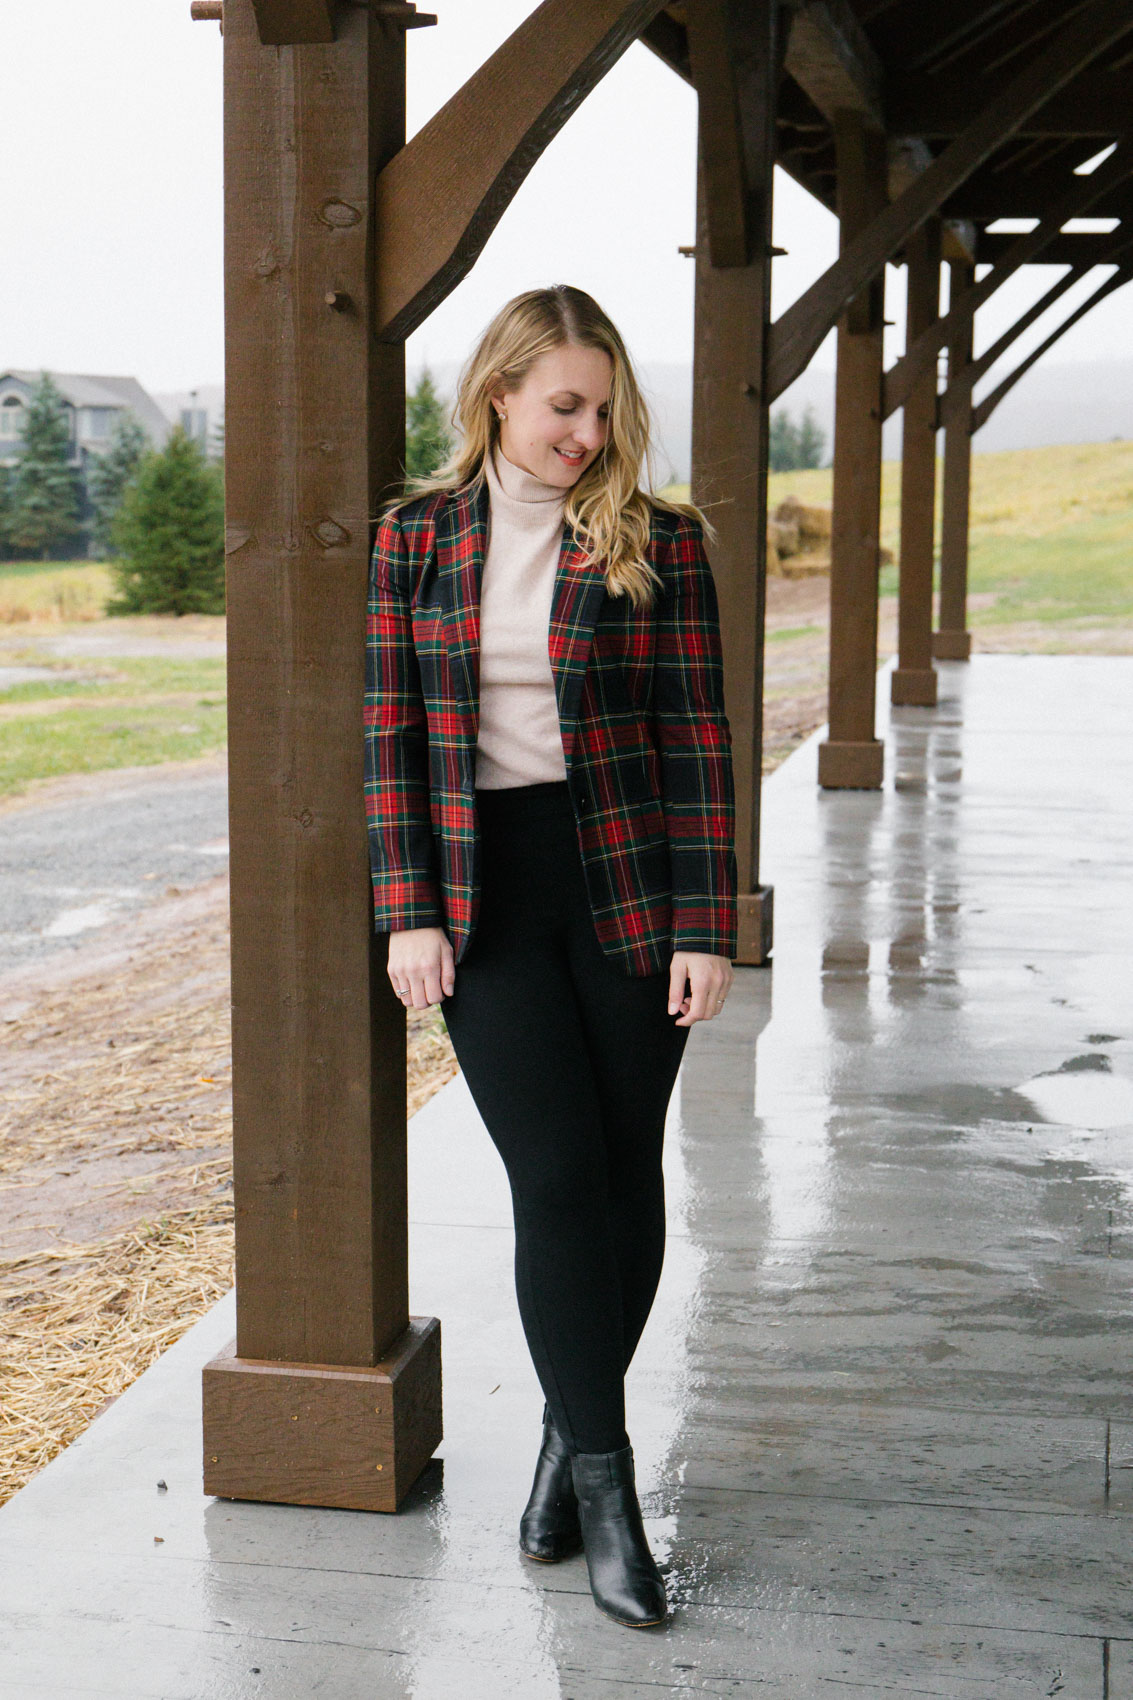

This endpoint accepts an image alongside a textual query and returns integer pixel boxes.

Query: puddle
[42,903,114,938]
[1017,1070,1133,1130]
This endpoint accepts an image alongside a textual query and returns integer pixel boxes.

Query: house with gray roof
[0,370,173,555]
[0,370,171,469]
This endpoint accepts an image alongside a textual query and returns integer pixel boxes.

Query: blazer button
[575,788,590,813]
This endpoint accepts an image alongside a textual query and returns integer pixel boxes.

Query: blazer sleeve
[652,511,739,959]
[364,509,446,933]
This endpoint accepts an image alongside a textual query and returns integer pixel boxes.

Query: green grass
[0,699,228,796]
[0,649,227,799]
[667,440,1133,636]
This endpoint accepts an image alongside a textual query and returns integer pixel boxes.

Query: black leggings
[441,780,689,1456]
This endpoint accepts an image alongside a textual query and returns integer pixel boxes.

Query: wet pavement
[0,654,1130,1696]
[0,758,228,973]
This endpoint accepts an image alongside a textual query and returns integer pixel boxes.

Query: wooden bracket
[373,0,665,342]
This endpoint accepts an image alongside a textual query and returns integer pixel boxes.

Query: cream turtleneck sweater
[475,444,571,789]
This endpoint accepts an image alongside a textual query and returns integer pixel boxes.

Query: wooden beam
[887,71,1133,138]
[690,0,781,961]
[818,112,888,791]
[957,266,1085,400]
[891,218,941,709]
[972,267,1132,430]
[976,229,1133,266]
[766,0,1133,402]
[882,138,1133,419]
[202,0,441,1513]
[374,0,664,341]
[785,0,883,130]
[250,0,334,44]
[934,259,975,662]
[685,0,750,267]
[639,8,691,81]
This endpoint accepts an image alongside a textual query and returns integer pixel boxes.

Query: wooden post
[934,258,974,661]
[817,111,887,790]
[201,0,442,1515]
[891,217,941,706]
[689,0,780,965]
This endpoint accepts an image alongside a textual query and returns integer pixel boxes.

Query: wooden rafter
[373,0,664,341]
[785,0,884,130]
[887,71,1132,137]
[972,265,1132,429]
[977,228,1133,265]
[766,0,1133,403]
[928,264,1084,427]
[882,137,1133,418]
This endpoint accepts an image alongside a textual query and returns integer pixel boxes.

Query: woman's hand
[387,926,455,1008]
[668,951,734,1026]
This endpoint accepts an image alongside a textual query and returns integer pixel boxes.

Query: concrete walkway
[1,655,1131,1697]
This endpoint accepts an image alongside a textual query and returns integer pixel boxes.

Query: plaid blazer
[364,476,737,978]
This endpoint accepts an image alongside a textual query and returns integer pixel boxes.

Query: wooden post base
[932,629,971,661]
[818,739,884,790]
[202,1316,442,1513]
[890,667,938,707]
[735,887,774,965]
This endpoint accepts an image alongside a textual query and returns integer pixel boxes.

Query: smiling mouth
[555,448,585,463]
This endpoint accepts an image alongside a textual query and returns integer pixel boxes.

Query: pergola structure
[194,0,1133,1512]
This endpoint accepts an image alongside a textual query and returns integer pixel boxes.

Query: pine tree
[5,373,82,558]
[795,405,826,470]
[405,367,453,480]
[0,463,12,556]
[108,426,225,616]
[769,408,801,473]
[87,410,150,558]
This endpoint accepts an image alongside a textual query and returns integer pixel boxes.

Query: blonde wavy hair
[382,285,714,609]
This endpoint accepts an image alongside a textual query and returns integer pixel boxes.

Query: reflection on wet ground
[0,656,1130,1696]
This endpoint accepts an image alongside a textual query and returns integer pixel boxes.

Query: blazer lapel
[436,477,609,770]
[548,531,608,771]
[436,480,489,728]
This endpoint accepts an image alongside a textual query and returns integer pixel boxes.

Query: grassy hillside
[667,439,1133,632]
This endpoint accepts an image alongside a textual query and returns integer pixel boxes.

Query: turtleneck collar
[487,442,569,507]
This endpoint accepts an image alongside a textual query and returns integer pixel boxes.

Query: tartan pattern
[364,477,738,977]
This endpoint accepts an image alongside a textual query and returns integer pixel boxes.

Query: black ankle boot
[571,1444,668,1627]
[519,1406,582,1562]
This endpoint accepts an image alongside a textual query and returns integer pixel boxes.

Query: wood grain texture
[373,0,664,340]
[891,218,940,708]
[819,113,886,790]
[786,0,883,129]
[222,0,418,1368]
[689,0,780,961]
[767,0,1133,403]
[202,1319,442,1512]
[685,0,750,268]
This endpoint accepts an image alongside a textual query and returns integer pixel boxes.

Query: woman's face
[491,342,612,489]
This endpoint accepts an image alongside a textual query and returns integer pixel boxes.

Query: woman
[365,284,737,1628]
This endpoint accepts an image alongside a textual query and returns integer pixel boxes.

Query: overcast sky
[2,0,1129,399]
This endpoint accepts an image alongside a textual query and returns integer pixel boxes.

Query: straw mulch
[0,884,458,1507]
